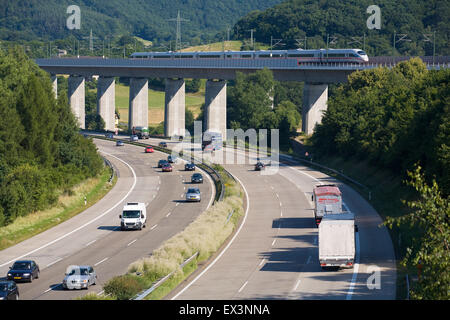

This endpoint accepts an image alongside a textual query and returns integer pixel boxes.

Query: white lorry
[318,212,356,269]
[312,184,343,226]
[119,202,147,231]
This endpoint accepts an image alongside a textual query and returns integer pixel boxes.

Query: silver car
[186,187,201,202]
[62,265,97,290]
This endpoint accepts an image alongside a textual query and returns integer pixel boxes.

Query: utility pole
[82,29,98,53]
[248,29,255,51]
[168,10,189,52]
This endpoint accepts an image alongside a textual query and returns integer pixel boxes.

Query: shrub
[103,275,146,300]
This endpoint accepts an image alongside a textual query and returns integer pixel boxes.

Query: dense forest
[233,0,449,56]
[226,68,302,150]
[0,0,282,44]
[0,47,104,226]
[311,58,449,195]
[309,59,449,299]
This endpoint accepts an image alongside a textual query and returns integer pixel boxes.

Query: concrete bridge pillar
[51,75,57,99]
[302,83,328,135]
[205,80,227,139]
[164,78,185,137]
[129,78,148,130]
[97,77,116,132]
[68,75,85,129]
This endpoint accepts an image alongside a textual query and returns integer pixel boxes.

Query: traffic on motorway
[1,133,210,300]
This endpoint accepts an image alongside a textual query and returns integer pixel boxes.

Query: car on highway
[162,163,173,172]
[120,202,147,231]
[130,135,139,142]
[0,281,19,300]
[105,132,114,139]
[62,265,97,290]
[168,154,178,163]
[145,146,154,153]
[186,188,201,202]
[203,144,214,153]
[185,162,195,171]
[7,260,40,283]
[116,140,124,147]
[191,173,203,184]
[158,159,169,168]
[255,161,265,171]
[159,142,168,148]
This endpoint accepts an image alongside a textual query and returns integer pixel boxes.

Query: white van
[119,202,147,230]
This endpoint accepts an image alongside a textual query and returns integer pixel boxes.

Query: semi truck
[132,126,149,139]
[318,212,356,270]
[312,184,343,226]
[119,202,147,231]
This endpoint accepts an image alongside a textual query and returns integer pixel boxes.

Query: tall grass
[97,165,244,300]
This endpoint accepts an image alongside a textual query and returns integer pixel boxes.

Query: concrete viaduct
[36,57,448,136]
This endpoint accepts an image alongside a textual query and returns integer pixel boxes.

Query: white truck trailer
[312,184,343,226]
[318,212,356,269]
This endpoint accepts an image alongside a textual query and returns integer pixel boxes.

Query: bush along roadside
[80,142,244,300]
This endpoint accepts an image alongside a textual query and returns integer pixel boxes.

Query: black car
[105,132,114,139]
[159,142,168,148]
[191,173,203,184]
[7,260,40,283]
[158,159,169,168]
[185,163,195,171]
[255,161,265,171]
[0,281,19,300]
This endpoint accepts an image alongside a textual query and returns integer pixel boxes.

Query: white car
[62,265,97,290]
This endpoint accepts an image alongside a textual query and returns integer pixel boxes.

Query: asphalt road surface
[0,139,214,300]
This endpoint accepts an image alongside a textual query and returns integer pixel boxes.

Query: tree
[384,165,449,299]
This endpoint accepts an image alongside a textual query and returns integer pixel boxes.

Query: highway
[0,134,396,300]
[0,139,214,300]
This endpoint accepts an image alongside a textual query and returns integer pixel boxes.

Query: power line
[168,11,189,52]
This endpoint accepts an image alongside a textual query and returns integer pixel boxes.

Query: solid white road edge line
[291,166,361,300]
[171,173,250,300]
[0,150,138,268]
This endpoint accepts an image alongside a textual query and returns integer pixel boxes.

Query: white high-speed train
[130,48,369,64]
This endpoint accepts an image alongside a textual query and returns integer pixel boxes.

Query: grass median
[82,161,244,300]
[0,165,116,251]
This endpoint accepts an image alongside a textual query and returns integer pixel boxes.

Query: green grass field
[115,83,204,126]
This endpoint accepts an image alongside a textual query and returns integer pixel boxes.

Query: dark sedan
[7,260,40,283]
[159,142,168,148]
[0,281,19,300]
[191,173,203,184]
[255,161,265,171]
[185,162,196,171]
[158,159,169,168]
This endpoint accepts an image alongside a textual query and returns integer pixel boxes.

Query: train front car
[352,49,369,63]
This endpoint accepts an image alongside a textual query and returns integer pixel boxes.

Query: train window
[327,53,346,57]
[154,55,171,58]
[175,55,193,58]
[288,54,315,58]
[357,51,367,55]
[226,55,233,58]
[199,55,221,58]
[271,54,285,58]
[241,54,252,58]
[258,54,271,58]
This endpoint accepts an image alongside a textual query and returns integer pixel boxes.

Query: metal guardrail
[102,157,115,183]
[90,133,226,202]
[134,251,199,300]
